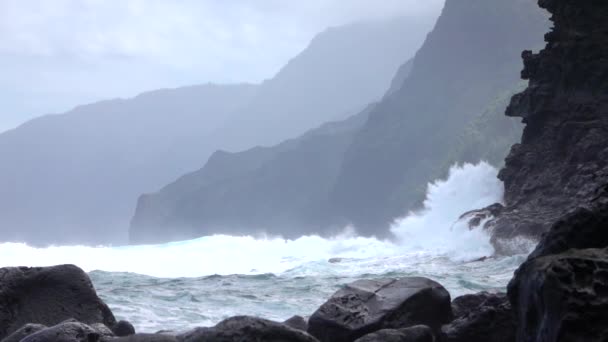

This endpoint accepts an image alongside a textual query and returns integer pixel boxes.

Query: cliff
[0,17,426,246]
[487,0,608,254]
[328,0,549,236]
[129,0,549,243]
[130,108,371,243]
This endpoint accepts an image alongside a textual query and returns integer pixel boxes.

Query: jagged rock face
[491,0,608,253]
[328,0,549,235]
[508,248,608,342]
[527,195,608,260]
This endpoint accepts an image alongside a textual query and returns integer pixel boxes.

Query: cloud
[0,0,444,131]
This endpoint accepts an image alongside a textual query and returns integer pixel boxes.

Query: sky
[0,0,444,132]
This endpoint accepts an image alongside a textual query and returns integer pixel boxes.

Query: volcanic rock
[489,0,608,254]
[284,315,309,331]
[178,316,318,342]
[19,321,101,342]
[0,324,47,342]
[354,325,434,342]
[113,335,177,342]
[113,321,136,337]
[0,265,116,340]
[307,277,452,342]
[442,293,514,342]
[508,248,608,341]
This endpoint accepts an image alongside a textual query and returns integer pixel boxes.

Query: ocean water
[0,162,530,332]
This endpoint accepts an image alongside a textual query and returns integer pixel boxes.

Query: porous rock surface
[0,265,116,340]
[0,324,47,342]
[307,277,452,342]
[508,248,608,342]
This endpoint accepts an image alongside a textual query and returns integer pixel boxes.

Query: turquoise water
[0,163,528,332]
[90,253,525,332]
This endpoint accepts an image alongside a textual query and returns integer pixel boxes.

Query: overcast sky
[0,0,444,132]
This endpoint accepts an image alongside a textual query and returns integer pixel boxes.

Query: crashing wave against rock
[487,0,608,255]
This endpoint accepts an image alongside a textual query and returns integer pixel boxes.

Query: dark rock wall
[491,0,608,253]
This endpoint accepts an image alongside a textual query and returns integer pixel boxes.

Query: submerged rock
[0,265,116,340]
[354,325,434,342]
[443,293,514,342]
[178,316,318,342]
[307,277,452,342]
[508,248,608,342]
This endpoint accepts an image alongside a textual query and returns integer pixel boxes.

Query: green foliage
[448,81,527,168]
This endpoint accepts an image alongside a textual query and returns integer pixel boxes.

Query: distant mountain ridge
[329,0,549,235]
[0,16,433,245]
[130,104,373,243]
[129,0,550,243]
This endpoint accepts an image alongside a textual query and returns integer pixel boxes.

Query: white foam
[0,162,504,277]
[391,162,503,261]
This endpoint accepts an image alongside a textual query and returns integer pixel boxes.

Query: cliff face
[0,17,426,246]
[129,0,549,244]
[328,0,549,235]
[204,17,435,153]
[130,107,371,244]
[489,0,608,253]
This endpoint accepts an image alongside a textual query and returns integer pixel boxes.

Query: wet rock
[307,277,452,342]
[354,325,434,342]
[450,292,506,319]
[113,321,136,337]
[284,315,308,331]
[527,201,608,260]
[0,265,116,340]
[487,0,608,254]
[0,324,47,342]
[90,323,115,341]
[20,321,101,342]
[179,316,319,342]
[442,293,514,342]
[113,334,177,342]
[508,248,608,342]
[459,203,504,230]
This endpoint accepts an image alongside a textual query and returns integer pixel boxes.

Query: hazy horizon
[0,0,444,133]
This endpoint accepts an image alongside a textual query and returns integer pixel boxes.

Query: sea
[0,162,530,332]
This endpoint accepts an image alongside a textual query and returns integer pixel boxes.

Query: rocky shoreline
[2,0,607,341]
[2,199,607,341]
